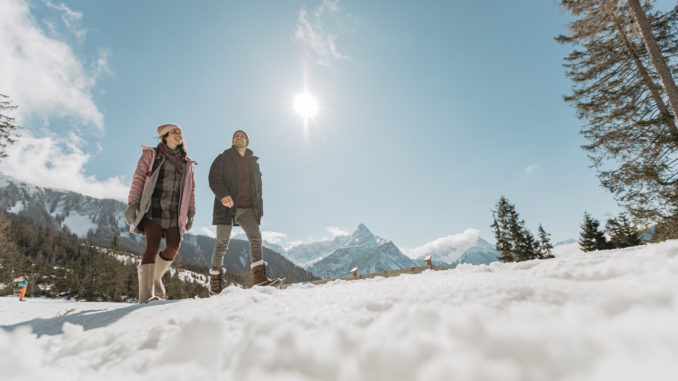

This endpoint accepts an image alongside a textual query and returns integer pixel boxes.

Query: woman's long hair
[161,133,188,159]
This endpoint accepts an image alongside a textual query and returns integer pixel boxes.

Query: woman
[125,124,196,303]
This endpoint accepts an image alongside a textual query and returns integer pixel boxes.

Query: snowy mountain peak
[308,224,416,278]
[408,228,499,267]
[346,223,379,248]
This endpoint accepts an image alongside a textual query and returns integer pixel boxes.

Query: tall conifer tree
[492,196,516,262]
[557,1,678,235]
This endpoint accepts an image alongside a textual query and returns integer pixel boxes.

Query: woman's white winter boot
[153,256,173,299]
[137,263,155,304]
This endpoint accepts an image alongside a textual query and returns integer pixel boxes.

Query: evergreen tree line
[491,196,555,262]
[491,196,646,261]
[0,212,210,301]
[578,211,643,251]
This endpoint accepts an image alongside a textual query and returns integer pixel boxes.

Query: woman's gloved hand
[125,201,140,225]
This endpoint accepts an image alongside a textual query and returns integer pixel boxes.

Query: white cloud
[0,1,120,201]
[294,0,350,67]
[43,0,87,41]
[287,240,305,249]
[407,228,481,259]
[93,48,113,79]
[326,226,349,238]
[524,164,540,174]
[0,0,105,130]
[0,131,128,200]
[262,231,288,245]
[194,226,216,238]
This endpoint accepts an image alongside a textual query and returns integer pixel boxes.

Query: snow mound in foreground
[1,240,677,381]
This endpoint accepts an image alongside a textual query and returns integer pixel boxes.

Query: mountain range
[0,173,502,280]
[260,225,502,277]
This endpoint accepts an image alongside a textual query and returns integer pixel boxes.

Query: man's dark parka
[208,147,263,225]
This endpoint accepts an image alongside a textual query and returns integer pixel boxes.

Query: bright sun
[293,92,318,121]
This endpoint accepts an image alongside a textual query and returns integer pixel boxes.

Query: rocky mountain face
[0,174,315,283]
[307,224,418,279]
[0,175,126,238]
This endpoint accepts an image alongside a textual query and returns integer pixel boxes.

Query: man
[208,130,271,294]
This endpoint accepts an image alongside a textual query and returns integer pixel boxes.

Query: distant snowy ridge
[0,172,126,238]
[232,231,352,267]
[256,224,501,276]
[308,224,417,278]
[555,238,576,246]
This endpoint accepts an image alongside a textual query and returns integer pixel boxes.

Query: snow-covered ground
[1,240,677,381]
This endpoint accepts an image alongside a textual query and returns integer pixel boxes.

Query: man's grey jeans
[210,208,263,269]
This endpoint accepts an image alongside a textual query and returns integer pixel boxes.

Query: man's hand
[221,196,234,208]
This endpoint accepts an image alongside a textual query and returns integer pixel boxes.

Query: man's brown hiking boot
[251,260,274,286]
[209,267,227,295]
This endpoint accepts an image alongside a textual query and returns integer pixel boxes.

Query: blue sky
[1,0,674,250]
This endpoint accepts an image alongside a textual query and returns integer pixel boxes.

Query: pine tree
[606,214,643,248]
[492,196,517,262]
[557,1,678,234]
[536,224,555,259]
[491,196,539,262]
[579,212,609,251]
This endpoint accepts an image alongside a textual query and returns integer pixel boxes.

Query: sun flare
[293,92,318,121]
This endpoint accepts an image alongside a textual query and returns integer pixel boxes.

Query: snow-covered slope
[1,240,677,380]
[308,224,417,278]
[0,173,126,238]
